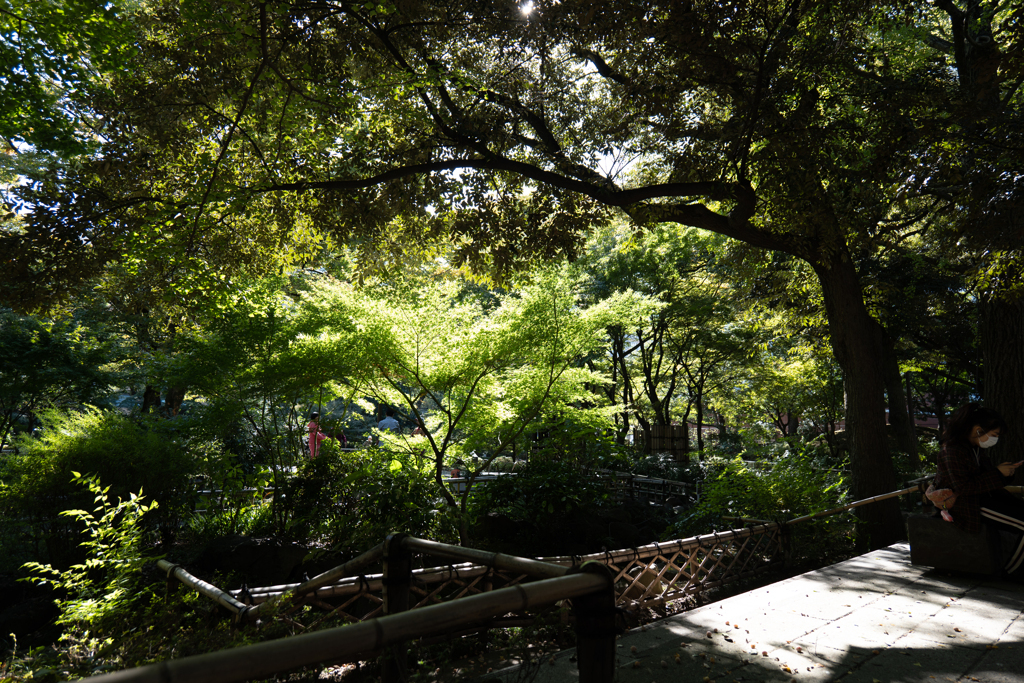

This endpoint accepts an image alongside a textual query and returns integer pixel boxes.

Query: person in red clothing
[932,403,1024,574]
[307,412,329,458]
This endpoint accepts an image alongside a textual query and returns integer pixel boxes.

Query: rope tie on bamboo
[238,584,253,606]
[236,604,253,624]
[654,541,663,558]
[357,574,370,594]
[571,554,582,567]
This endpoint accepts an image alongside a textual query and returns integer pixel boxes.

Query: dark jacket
[933,441,1012,534]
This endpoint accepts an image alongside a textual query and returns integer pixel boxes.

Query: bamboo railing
[81,565,614,683]
[88,482,927,683]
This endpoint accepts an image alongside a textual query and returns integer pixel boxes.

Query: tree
[307,267,636,543]
[914,1,1024,469]
[0,308,115,451]
[0,0,132,155]
[8,0,964,546]
[171,276,364,531]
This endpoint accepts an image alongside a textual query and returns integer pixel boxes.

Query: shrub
[281,442,456,550]
[21,473,161,630]
[468,460,610,524]
[0,407,195,566]
[665,449,852,562]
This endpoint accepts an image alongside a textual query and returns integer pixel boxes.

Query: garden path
[524,543,1024,682]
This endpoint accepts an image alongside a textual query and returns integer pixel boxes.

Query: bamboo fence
[81,567,614,683]
[82,483,926,683]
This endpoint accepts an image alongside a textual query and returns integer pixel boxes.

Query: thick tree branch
[572,49,629,85]
[262,158,737,207]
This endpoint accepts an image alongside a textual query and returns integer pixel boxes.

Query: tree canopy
[2,0,1023,547]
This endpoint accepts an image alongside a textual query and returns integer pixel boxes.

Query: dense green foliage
[22,474,161,629]
[0,408,196,565]
[0,309,118,451]
[283,442,456,550]
[7,0,1019,548]
[2,0,1023,678]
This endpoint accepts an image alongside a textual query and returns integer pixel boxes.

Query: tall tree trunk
[636,413,651,454]
[813,253,904,549]
[881,336,918,462]
[787,414,799,436]
[980,291,1024,484]
[142,385,160,413]
[696,395,704,454]
[164,386,187,416]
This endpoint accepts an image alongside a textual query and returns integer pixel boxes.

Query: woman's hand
[997,461,1024,477]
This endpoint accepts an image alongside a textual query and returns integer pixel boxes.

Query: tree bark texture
[980,292,1024,484]
[813,253,905,548]
[881,337,918,462]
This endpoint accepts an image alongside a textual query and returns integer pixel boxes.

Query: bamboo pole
[78,572,610,683]
[241,542,386,621]
[288,542,385,596]
[238,575,386,604]
[157,561,247,616]
[722,515,774,524]
[401,537,568,579]
[784,485,920,526]
[237,562,488,602]
[540,523,781,568]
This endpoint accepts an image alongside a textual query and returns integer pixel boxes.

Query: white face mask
[978,434,999,449]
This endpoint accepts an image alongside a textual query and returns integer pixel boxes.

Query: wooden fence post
[382,533,412,683]
[569,562,616,683]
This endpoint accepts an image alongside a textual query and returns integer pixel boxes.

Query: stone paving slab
[510,543,1024,683]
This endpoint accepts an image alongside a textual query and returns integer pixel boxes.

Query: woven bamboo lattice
[564,524,786,614]
[221,524,784,628]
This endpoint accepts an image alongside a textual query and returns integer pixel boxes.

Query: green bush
[22,473,161,630]
[0,407,195,566]
[467,460,610,524]
[281,442,456,550]
[666,450,852,562]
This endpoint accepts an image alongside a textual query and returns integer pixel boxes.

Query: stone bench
[907,513,1003,575]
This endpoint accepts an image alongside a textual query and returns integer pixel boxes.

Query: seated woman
[932,403,1024,574]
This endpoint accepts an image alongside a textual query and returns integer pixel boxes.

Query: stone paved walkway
[524,543,1024,682]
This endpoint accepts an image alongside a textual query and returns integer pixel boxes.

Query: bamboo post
[570,562,616,683]
[382,533,412,683]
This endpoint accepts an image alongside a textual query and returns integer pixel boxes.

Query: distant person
[378,408,400,432]
[411,416,427,437]
[931,403,1024,574]
[329,428,347,447]
[307,412,328,458]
